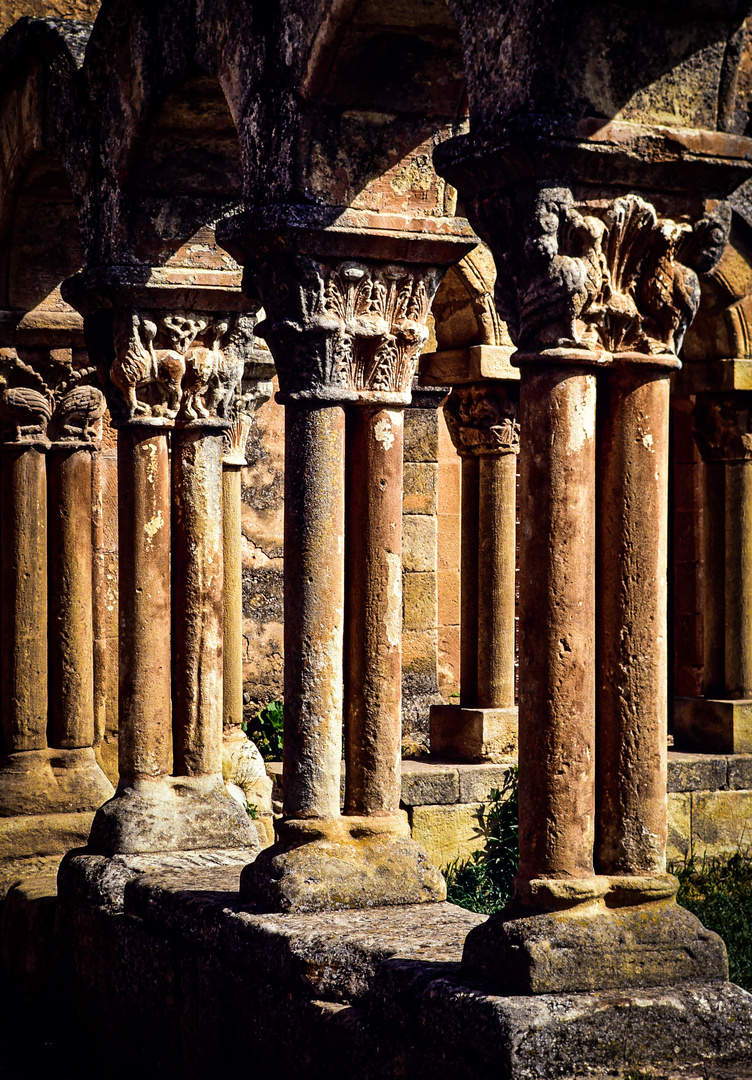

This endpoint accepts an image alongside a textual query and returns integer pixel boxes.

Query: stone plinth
[674,697,752,754]
[429,704,517,763]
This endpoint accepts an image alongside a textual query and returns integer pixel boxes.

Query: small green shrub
[445,768,518,915]
[672,848,752,991]
[243,699,284,761]
[246,802,259,819]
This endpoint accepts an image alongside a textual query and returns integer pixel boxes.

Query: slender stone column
[345,405,403,817]
[284,404,347,820]
[459,455,479,706]
[47,445,96,751]
[516,367,597,892]
[596,368,671,875]
[675,395,752,752]
[0,443,49,758]
[116,425,173,784]
[217,219,474,911]
[477,453,516,707]
[422,365,520,762]
[172,428,225,779]
[221,369,274,737]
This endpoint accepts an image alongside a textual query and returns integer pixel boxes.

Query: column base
[462,875,728,994]
[0,748,114,816]
[240,813,446,913]
[89,775,260,855]
[430,704,517,762]
[674,696,752,753]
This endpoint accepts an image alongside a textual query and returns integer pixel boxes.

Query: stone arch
[79,0,256,264]
[0,17,91,309]
[289,0,468,220]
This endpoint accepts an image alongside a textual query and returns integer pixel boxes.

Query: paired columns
[421,345,519,761]
[0,340,113,819]
[431,137,735,990]
[219,219,473,911]
[62,282,261,854]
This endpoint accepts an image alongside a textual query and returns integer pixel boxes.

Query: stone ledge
[42,859,752,1078]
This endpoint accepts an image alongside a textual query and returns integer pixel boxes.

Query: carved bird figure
[0,381,52,441]
[58,384,107,441]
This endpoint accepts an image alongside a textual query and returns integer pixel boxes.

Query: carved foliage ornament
[111,311,257,423]
[694,396,752,462]
[476,189,730,357]
[0,347,106,445]
[254,257,442,400]
[443,383,520,456]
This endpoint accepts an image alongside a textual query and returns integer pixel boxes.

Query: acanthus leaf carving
[0,346,106,445]
[110,310,259,423]
[475,187,730,359]
[443,382,520,456]
[252,255,441,400]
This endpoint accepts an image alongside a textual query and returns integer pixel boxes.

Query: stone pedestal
[421,346,520,762]
[220,214,474,910]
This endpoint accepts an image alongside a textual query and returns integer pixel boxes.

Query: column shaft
[516,369,596,884]
[48,447,95,749]
[477,452,516,708]
[117,428,172,781]
[724,458,752,697]
[172,430,224,778]
[597,372,669,875]
[0,446,48,752]
[459,455,480,706]
[283,404,345,819]
[223,464,244,731]
[345,406,403,817]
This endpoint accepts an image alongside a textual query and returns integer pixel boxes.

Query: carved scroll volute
[694,395,752,462]
[0,346,106,447]
[474,187,730,360]
[252,255,443,404]
[110,311,258,424]
[443,382,520,457]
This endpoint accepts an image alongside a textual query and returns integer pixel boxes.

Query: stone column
[422,347,519,762]
[674,395,752,752]
[344,404,404,817]
[0,345,113,817]
[596,366,672,876]
[218,220,473,911]
[66,299,260,855]
[221,370,274,736]
[429,162,731,990]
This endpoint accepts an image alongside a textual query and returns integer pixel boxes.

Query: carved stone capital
[251,254,443,405]
[0,346,106,447]
[109,310,259,426]
[467,186,730,363]
[222,343,275,466]
[443,382,520,457]
[694,395,752,462]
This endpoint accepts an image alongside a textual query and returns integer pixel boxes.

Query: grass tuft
[671,848,752,991]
